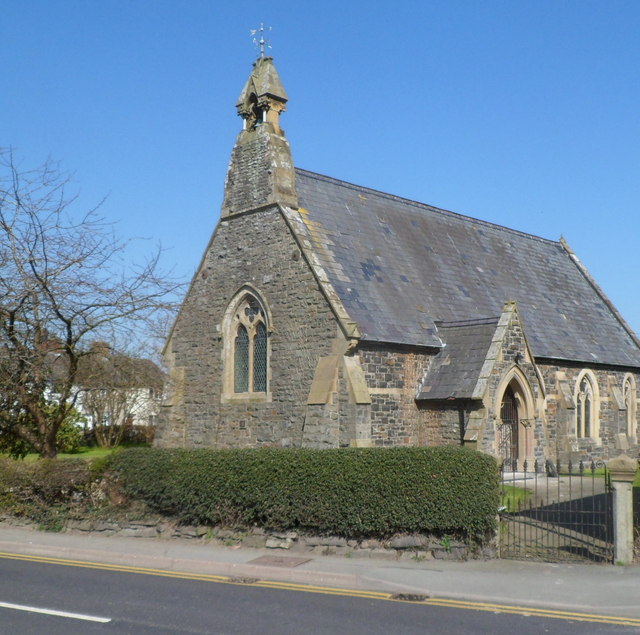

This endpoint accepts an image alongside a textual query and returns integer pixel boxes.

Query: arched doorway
[495,369,537,471]
[499,385,519,470]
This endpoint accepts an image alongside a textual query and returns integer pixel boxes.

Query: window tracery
[575,371,598,439]
[222,290,270,401]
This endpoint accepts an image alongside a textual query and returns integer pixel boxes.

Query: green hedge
[109,446,499,539]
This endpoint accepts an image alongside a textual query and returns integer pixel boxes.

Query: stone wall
[416,402,474,447]
[480,307,548,461]
[0,516,491,561]
[300,344,469,449]
[356,344,435,447]
[156,205,338,448]
[157,207,640,461]
[539,364,640,463]
[222,124,297,216]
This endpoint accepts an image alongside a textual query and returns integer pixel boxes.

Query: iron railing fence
[499,459,613,563]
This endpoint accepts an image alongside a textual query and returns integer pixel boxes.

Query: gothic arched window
[223,291,270,400]
[575,372,598,439]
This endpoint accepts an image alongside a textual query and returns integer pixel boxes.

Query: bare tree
[0,148,182,458]
[77,343,165,448]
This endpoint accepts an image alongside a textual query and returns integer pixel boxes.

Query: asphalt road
[0,556,637,634]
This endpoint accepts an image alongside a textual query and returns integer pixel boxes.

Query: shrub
[0,406,86,459]
[109,446,500,539]
[56,419,86,454]
[0,458,93,529]
[120,424,156,446]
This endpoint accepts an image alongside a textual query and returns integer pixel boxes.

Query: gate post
[608,455,638,565]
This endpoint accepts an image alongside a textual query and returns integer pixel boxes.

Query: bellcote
[221,56,298,217]
[236,56,288,134]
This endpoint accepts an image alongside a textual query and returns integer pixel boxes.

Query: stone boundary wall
[0,515,495,562]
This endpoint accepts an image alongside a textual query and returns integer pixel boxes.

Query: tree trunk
[41,430,58,459]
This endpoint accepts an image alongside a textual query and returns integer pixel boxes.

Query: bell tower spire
[236,55,288,135]
[221,48,298,217]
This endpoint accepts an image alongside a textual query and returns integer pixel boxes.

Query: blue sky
[3,1,639,336]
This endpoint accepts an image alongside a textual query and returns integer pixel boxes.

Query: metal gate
[499,388,519,467]
[499,459,613,563]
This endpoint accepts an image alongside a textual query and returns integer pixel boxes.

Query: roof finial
[250,24,272,58]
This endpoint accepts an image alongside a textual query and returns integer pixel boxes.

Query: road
[0,555,638,634]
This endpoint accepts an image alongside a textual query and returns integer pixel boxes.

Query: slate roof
[294,169,640,368]
[416,319,498,400]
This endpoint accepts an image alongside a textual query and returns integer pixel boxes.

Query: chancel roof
[295,169,640,368]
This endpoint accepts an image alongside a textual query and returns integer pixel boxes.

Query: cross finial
[250,23,272,58]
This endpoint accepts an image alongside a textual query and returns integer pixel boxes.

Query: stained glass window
[583,389,591,437]
[234,324,249,393]
[252,322,267,392]
[229,294,269,395]
[577,375,594,438]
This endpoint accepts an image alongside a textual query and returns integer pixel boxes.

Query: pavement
[0,525,638,619]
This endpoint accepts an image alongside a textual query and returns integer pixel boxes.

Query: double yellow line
[1,551,639,627]
[421,598,640,627]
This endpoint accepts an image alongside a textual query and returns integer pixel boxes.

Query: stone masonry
[157,54,640,465]
[157,205,338,448]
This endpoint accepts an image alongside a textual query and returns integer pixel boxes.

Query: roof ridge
[295,167,559,246]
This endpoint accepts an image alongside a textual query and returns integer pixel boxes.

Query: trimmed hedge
[109,446,499,538]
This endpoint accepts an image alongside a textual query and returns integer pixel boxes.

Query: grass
[1,445,136,462]
[558,466,606,478]
[558,466,640,487]
[56,446,116,460]
[500,484,532,512]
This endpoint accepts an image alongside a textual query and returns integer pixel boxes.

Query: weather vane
[250,23,272,58]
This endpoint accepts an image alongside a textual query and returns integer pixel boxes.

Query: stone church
[156,54,640,467]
